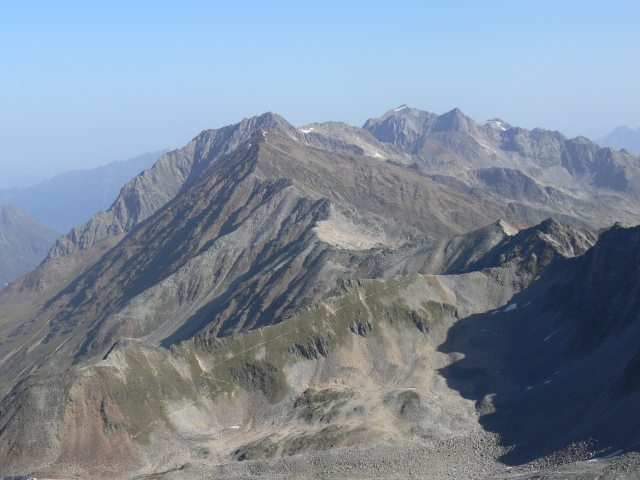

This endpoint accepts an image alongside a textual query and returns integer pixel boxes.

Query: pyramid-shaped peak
[432,107,477,134]
[365,105,437,124]
[439,107,470,121]
[243,111,293,129]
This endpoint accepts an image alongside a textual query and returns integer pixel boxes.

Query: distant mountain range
[0,150,167,233]
[0,204,59,287]
[45,107,640,263]
[0,150,166,286]
[598,125,640,155]
[0,107,639,479]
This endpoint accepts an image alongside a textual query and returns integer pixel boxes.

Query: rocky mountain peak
[44,112,299,262]
[0,104,639,479]
[462,218,597,279]
[569,135,598,146]
[431,107,478,135]
[362,106,439,148]
[363,106,488,151]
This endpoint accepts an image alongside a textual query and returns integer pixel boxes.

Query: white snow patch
[503,303,517,312]
[405,387,416,390]
[481,120,507,131]
[498,219,519,236]
[588,449,623,462]
[543,331,556,342]
[229,425,241,429]
[374,153,384,159]
[300,127,314,133]
[394,105,408,112]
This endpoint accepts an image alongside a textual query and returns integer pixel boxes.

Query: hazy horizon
[1,1,638,189]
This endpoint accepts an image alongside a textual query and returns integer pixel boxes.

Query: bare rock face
[295,120,412,164]
[362,104,440,148]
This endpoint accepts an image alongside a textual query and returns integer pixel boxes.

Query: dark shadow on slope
[158,198,331,348]
[438,277,640,466]
[157,234,315,348]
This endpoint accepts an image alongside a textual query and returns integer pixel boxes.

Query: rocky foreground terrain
[0,107,639,479]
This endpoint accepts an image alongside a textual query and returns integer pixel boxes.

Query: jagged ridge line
[128,277,415,439]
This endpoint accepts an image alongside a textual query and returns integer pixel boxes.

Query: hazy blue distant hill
[0,150,167,233]
[0,204,59,287]
[598,126,640,155]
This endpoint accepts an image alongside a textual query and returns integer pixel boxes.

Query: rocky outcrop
[362,104,439,148]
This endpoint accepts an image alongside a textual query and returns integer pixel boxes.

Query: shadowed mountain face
[0,204,59,287]
[439,222,640,465]
[0,109,639,479]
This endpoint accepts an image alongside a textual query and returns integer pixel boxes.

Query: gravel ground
[152,437,640,480]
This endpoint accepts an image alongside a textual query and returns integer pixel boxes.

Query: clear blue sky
[1,0,639,187]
